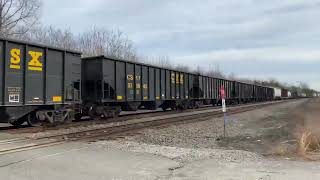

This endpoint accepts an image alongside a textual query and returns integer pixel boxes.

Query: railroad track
[0,100,290,155]
[0,103,243,134]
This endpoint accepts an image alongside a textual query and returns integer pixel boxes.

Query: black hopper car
[0,38,275,127]
[0,38,81,126]
[79,56,274,120]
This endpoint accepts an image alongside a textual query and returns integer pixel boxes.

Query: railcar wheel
[112,111,120,118]
[27,112,40,127]
[88,109,96,119]
[10,118,26,127]
[74,113,83,121]
[87,104,99,120]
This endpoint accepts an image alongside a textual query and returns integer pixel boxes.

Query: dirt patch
[214,98,320,159]
[217,109,299,156]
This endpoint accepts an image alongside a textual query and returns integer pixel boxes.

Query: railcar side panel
[126,63,134,101]
[231,81,234,98]
[82,59,100,101]
[222,80,224,97]
[228,81,231,98]
[64,53,81,102]
[199,76,203,99]
[203,77,206,99]
[46,50,64,104]
[219,79,222,98]
[233,81,239,99]
[209,78,212,99]
[184,73,189,99]
[5,42,25,106]
[215,78,218,99]
[212,79,215,99]
[0,41,3,104]
[213,79,217,99]
[217,79,220,98]
[155,68,160,100]
[142,66,149,100]
[103,60,115,101]
[223,80,226,97]
[226,80,229,98]
[115,62,125,101]
[25,46,45,105]
[135,65,142,101]
[165,70,170,99]
[206,77,210,99]
[189,74,194,98]
[206,77,209,99]
[281,89,288,98]
[170,71,175,99]
[227,80,231,98]
[226,81,229,98]
[175,72,180,99]
[160,69,166,100]
[149,67,155,101]
[180,73,184,99]
[202,76,205,99]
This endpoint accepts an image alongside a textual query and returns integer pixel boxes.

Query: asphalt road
[0,141,320,180]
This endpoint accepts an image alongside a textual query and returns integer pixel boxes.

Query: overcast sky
[42,0,320,90]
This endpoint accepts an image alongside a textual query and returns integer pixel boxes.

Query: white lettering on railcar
[9,94,19,103]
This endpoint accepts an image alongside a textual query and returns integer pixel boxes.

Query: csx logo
[10,48,43,71]
[127,75,134,81]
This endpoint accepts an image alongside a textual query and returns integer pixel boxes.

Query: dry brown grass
[271,144,290,156]
[297,130,320,160]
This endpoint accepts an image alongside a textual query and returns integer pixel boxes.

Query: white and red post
[220,86,227,137]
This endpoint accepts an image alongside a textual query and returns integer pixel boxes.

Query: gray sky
[42,0,320,90]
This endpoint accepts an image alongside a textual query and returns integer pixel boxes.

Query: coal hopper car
[81,56,214,118]
[0,38,81,126]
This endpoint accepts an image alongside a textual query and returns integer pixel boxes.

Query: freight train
[0,38,287,127]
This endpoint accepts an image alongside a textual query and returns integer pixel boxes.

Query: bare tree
[228,72,236,80]
[175,64,190,72]
[19,26,140,61]
[206,64,225,78]
[77,27,138,61]
[155,55,171,68]
[0,0,41,37]
[194,66,202,74]
[20,26,76,49]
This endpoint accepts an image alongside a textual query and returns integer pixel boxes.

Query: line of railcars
[0,38,276,127]
[79,56,274,120]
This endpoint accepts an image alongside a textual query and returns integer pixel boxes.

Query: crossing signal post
[220,86,227,137]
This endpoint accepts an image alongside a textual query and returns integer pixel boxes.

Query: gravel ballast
[95,140,263,163]
[120,99,306,152]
